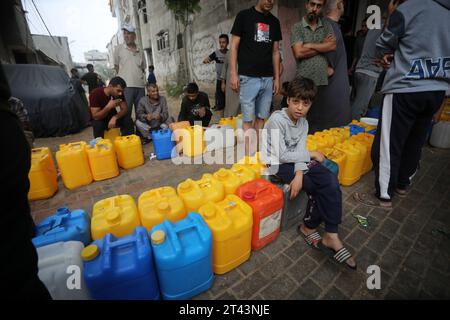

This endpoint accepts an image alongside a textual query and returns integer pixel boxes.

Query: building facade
[32,34,74,74]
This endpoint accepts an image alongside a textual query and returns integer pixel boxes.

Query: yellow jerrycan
[350,133,374,175]
[198,194,253,274]
[213,168,242,195]
[182,125,205,157]
[28,152,58,200]
[87,139,120,181]
[169,121,190,155]
[230,164,257,184]
[326,148,347,183]
[91,195,141,240]
[138,186,186,232]
[104,128,121,144]
[31,147,57,177]
[56,142,92,190]
[334,141,364,186]
[114,135,144,169]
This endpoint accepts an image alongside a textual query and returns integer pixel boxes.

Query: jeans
[239,76,273,122]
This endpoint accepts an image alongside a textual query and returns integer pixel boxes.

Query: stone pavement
[31,123,450,300]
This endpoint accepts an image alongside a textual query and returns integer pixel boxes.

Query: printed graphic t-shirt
[231,7,282,77]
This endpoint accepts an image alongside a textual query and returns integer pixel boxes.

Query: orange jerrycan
[87,139,119,181]
[138,186,186,232]
[104,128,121,144]
[236,179,283,251]
[347,139,368,176]
[198,195,253,274]
[213,168,242,195]
[91,195,141,240]
[169,121,190,155]
[334,142,364,186]
[182,125,205,157]
[28,152,58,201]
[230,164,257,184]
[56,142,92,190]
[114,135,144,169]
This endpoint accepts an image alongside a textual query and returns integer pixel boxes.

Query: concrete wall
[32,35,73,74]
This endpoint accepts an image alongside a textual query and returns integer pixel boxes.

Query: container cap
[243,191,255,200]
[203,207,216,219]
[151,230,166,245]
[81,245,100,261]
[217,169,228,179]
[106,208,121,224]
[179,181,191,192]
[158,202,170,213]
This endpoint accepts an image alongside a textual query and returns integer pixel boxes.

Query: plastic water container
[314,132,337,148]
[307,134,328,153]
[325,149,346,183]
[334,141,364,186]
[150,213,213,300]
[37,241,90,300]
[28,151,58,201]
[182,125,205,157]
[169,121,190,155]
[430,121,450,149]
[348,139,369,176]
[56,142,93,190]
[204,124,235,152]
[198,195,253,274]
[306,138,318,151]
[230,164,257,184]
[237,154,266,179]
[33,207,91,248]
[104,128,121,144]
[440,99,450,121]
[114,135,144,169]
[87,139,119,181]
[138,187,186,232]
[213,168,242,195]
[267,176,309,232]
[236,179,283,251]
[219,117,237,130]
[351,133,375,174]
[32,147,57,177]
[91,195,141,240]
[177,175,225,212]
[152,129,176,160]
[82,227,160,300]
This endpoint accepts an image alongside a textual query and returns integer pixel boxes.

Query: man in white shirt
[113,24,145,135]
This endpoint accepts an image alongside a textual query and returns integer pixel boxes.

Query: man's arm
[292,42,320,59]
[272,41,280,95]
[305,34,336,53]
[229,35,241,92]
[178,99,188,122]
[203,52,216,64]
[160,97,169,123]
[376,9,405,54]
[136,98,148,123]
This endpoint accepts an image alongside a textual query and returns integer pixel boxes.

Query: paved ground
[30,96,450,300]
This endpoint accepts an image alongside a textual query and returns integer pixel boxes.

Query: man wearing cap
[113,24,146,135]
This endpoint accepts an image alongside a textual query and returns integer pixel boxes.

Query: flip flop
[394,188,408,198]
[318,243,357,271]
[353,192,392,210]
[297,225,322,250]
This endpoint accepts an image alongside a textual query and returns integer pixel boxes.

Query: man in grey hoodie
[354,0,450,208]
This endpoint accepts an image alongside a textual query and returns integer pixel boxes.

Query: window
[177,33,183,49]
[138,0,148,24]
[156,31,169,51]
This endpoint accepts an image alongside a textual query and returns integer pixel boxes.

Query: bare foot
[322,233,356,268]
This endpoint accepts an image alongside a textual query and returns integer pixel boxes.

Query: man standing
[203,34,229,118]
[81,64,103,93]
[89,77,129,138]
[70,68,89,107]
[147,65,156,85]
[354,0,450,209]
[310,0,351,130]
[136,83,174,144]
[178,82,212,127]
[229,0,282,155]
[114,24,146,135]
[291,0,337,133]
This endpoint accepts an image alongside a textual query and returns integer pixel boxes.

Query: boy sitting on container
[262,77,356,270]
[136,83,174,144]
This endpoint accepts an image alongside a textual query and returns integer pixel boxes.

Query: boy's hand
[289,172,303,200]
[310,151,325,163]
[108,116,117,129]
[198,107,206,118]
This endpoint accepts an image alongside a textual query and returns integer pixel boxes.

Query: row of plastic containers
[306,122,376,186]
[34,153,319,300]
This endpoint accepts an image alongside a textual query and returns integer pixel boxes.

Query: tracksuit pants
[372,91,445,201]
[276,163,342,233]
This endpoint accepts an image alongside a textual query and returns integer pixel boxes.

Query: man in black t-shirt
[178,82,212,127]
[81,64,103,93]
[229,0,282,155]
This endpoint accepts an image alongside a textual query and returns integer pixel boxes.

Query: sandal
[353,192,392,210]
[394,188,408,198]
[319,243,357,270]
[297,225,322,250]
